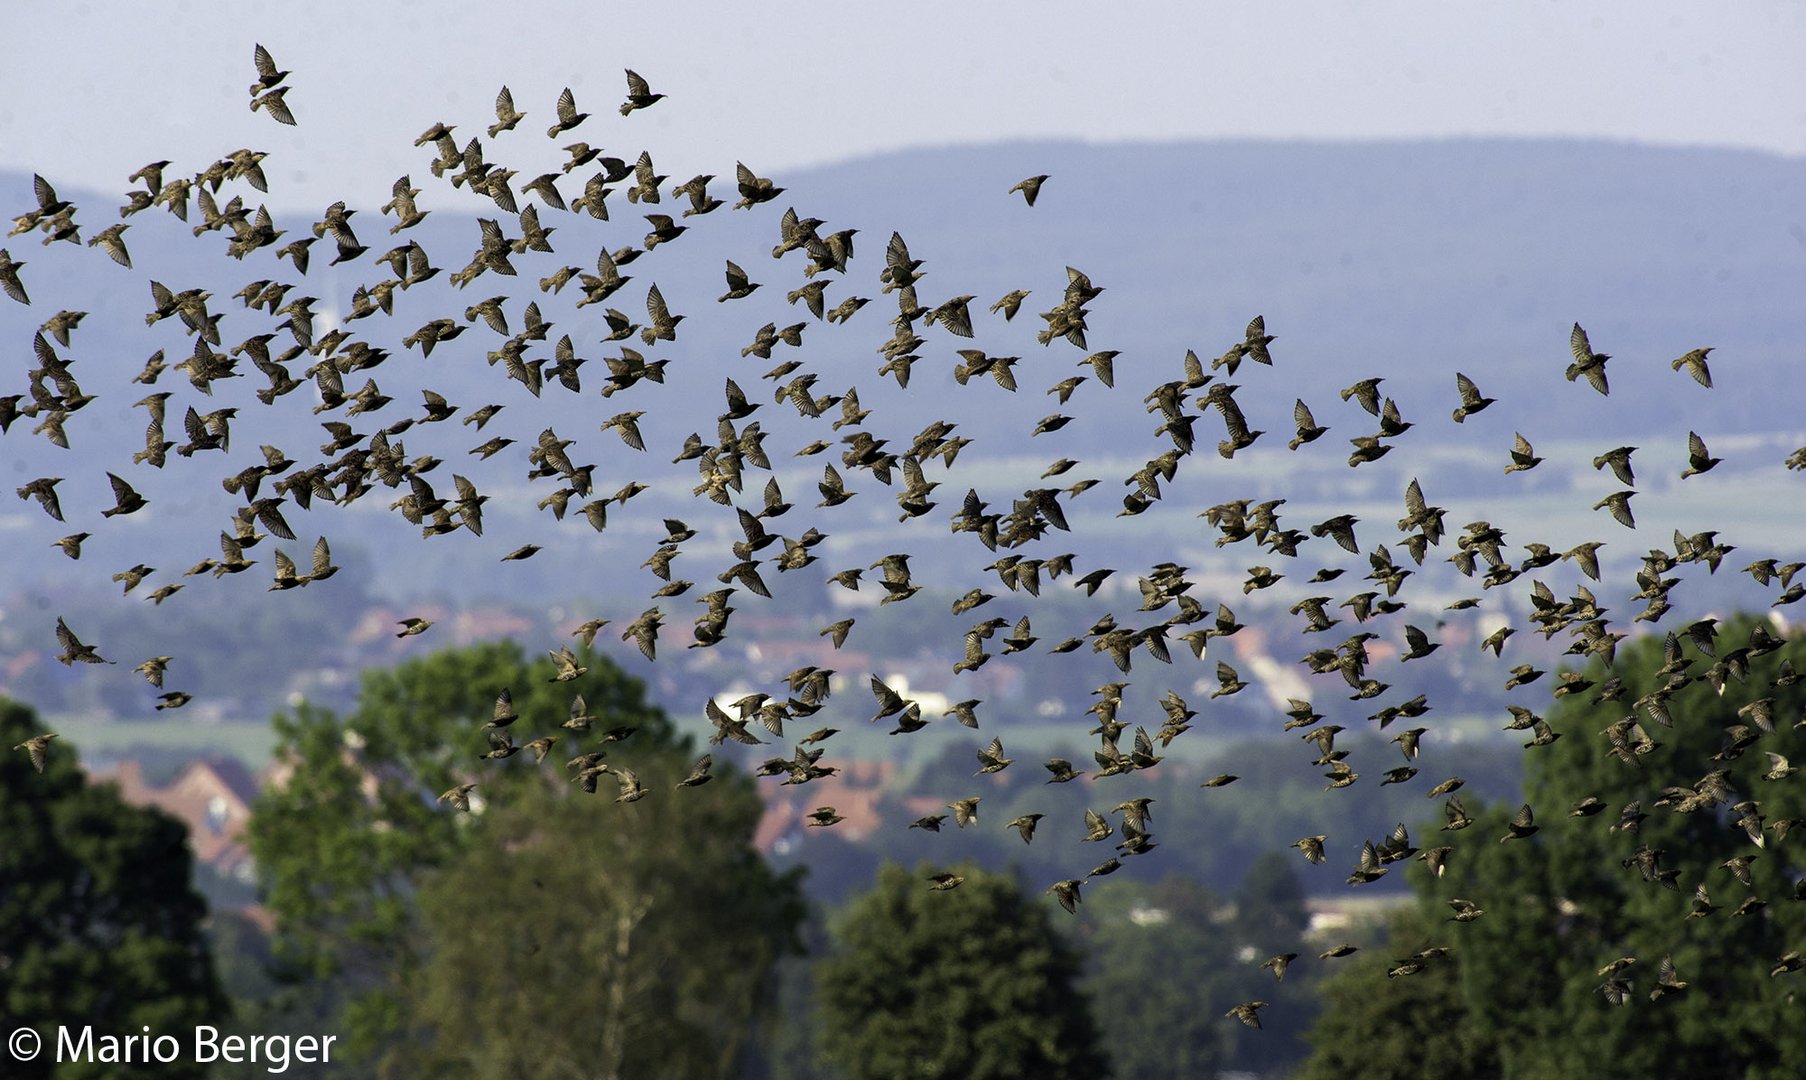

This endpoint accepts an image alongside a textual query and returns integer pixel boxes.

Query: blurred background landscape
[3,3,1804,1077]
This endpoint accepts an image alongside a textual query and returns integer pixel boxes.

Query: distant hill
[1,137,1801,602]
[776,137,1805,438]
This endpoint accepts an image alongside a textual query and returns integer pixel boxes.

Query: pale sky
[1,1,1802,211]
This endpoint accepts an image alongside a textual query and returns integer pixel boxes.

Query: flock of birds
[6,45,1804,1030]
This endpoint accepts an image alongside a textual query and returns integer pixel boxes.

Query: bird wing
[253,44,281,81]
[1570,322,1593,363]
[108,472,137,505]
[1293,398,1317,432]
[1455,371,1481,404]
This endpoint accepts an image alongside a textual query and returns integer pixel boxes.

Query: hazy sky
[2,1,1802,210]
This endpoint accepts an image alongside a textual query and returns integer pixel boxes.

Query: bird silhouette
[620,70,665,115]
[1566,322,1610,395]
[1672,346,1714,388]
[13,733,58,773]
[53,618,110,666]
[1009,175,1049,206]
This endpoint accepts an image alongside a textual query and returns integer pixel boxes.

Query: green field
[44,715,281,771]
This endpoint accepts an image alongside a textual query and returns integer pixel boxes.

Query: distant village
[13,574,1696,940]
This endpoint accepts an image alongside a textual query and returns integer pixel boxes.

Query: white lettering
[56,1025,93,1061]
[260,1034,292,1073]
[54,1024,333,1070]
[195,1025,220,1062]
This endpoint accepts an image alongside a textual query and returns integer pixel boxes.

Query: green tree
[1298,907,1497,1080]
[1235,848,1312,942]
[1228,854,1321,1077]
[0,697,228,1080]
[404,749,802,1080]
[1300,614,1806,1079]
[816,862,1108,1080]
[1073,867,1319,1080]
[247,639,692,1071]
[1079,877,1236,1080]
[745,914,841,1080]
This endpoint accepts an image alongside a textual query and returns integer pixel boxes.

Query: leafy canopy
[406,757,802,1080]
[1301,614,1806,1080]
[817,862,1108,1080]
[1,698,228,1080]
[248,639,685,1062]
